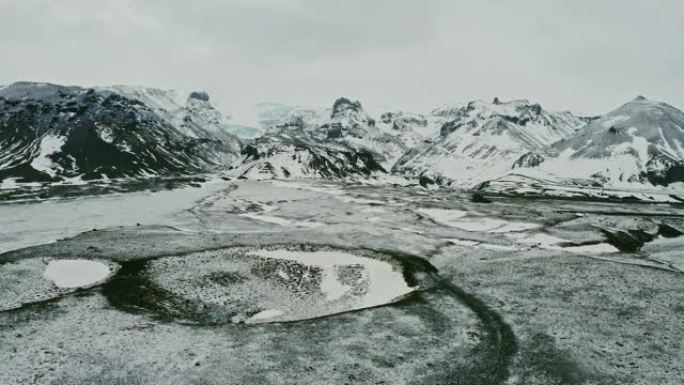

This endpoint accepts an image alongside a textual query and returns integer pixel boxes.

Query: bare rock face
[189,91,210,102]
[331,97,363,119]
[513,152,545,169]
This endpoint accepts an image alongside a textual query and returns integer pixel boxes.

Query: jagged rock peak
[331,97,363,118]
[189,91,210,102]
[512,152,545,169]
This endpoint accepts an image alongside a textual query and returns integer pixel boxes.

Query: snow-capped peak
[331,97,363,119]
[499,96,684,191]
[327,97,375,134]
[393,98,586,187]
[554,96,684,162]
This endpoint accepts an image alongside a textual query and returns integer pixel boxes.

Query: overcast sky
[1,0,683,124]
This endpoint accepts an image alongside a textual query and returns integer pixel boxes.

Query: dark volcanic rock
[331,97,363,119]
[0,82,241,183]
[513,153,545,169]
[189,91,210,102]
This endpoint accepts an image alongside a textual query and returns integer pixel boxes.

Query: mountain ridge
[3,81,684,201]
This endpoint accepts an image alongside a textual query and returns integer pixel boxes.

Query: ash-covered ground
[1,179,683,385]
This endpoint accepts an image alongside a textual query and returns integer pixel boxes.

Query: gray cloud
[1,0,683,123]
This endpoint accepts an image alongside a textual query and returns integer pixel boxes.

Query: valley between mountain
[1,179,682,385]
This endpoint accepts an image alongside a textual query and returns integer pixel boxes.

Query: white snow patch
[600,114,630,128]
[447,238,523,251]
[43,259,112,289]
[31,135,67,177]
[453,217,539,233]
[419,208,539,233]
[558,243,619,254]
[96,125,115,144]
[0,178,19,190]
[239,205,323,228]
[510,232,567,246]
[247,309,285,323]
[250,249,415,319]
[417,208,468,226]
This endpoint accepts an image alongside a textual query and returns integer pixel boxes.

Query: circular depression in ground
[105,246,420,324]
[0,258,117,311]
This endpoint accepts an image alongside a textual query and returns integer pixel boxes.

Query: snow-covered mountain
[483,96,684,198]
[230,98,431,180]
[256,102,326,133]
[376,111,434,149]
[228,133,386,180]
[0,82,241,184]
[392,98,586,186]
[5,80,684,201]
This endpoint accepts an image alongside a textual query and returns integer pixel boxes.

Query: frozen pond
[43,259,112,289]
[0,179,233,253]
[252,249,415,310]
[128,246,418,324]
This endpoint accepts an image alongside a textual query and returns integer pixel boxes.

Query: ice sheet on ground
[43,259,112,289]
[508,232,568,246]
[251,249,415,311]
[247,309,285,322]
[417,208,468,226]
[0,179,233,253]
[556,243,619,254]
[238,205,323,228]
[419,208,538,233]
[447,239,522,251]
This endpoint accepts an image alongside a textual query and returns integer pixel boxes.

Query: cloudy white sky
[1,0,683,124]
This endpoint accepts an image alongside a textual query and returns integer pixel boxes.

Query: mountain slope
[0,82,242,184]
[552,96,684,186]
[481,97,684,199]
[228,133,386,180]
[231,98,429,180]
[393,98,586,186]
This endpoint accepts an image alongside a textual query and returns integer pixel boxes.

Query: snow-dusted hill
[552,96,684,186]
[392,98,586,186]
[482,97,684,199]
[228,133,386,180]
[0,82,242,184]
[4,81,684,201]
[230,98,431,180]
[270,99,434,164]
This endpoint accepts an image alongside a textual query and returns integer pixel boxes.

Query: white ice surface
[43,259,111,289]
[417,208,468,226]
[509,232,567,246]
[250,249,415,321]
[239,205,322,228]
[247,309,285,323]
[418,208,538,233]
[556,243,619,254]
[0,180,232,253]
